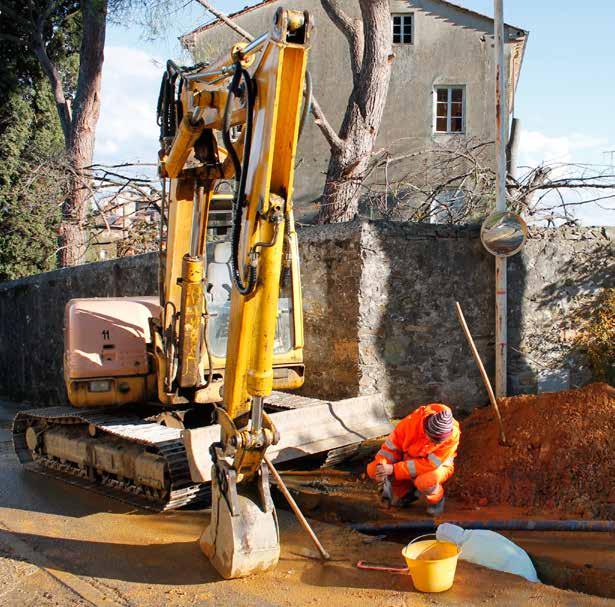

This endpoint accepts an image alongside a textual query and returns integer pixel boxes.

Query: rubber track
[12,406,211,511]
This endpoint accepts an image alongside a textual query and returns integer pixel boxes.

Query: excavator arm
[157,7,313,578]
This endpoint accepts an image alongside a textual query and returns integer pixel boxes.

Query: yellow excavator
[12,7,390,579]
[12,7,311,578]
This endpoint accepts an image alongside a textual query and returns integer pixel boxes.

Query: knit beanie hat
[424,409,453,442]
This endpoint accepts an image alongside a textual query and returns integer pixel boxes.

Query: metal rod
[356,561,408,574]
[280,469,353,478]
[239,32,269,57]
[194,0,254,42]
[455,301,507,445]
[185,64,237,82]
[184,34,266,82]
[158,177,167,308]
[190,183,204,256]
[251,395,263,434]
[494,0,508,397]
[351,519,615,534]
[265,455,331,561]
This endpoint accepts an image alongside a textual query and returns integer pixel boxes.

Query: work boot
[426,497,445,516]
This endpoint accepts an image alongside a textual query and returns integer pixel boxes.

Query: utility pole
[494,0,507,397]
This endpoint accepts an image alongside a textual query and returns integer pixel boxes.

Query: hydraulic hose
[158,60,210,140]
[350,519,615,534]
[222,65,243,185]
[223,63,258,296]
[201,305,214,389]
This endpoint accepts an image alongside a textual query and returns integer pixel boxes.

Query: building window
[434,86,465,133]
[392,14,413,44]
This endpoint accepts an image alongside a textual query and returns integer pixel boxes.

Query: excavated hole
[373,529,615,600]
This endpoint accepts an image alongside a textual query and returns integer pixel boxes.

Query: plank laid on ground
[182,393,392,483]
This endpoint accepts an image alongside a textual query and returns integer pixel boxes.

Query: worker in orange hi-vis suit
[367,404,460,515]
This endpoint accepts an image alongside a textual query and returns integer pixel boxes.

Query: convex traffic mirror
[480,210,527,257]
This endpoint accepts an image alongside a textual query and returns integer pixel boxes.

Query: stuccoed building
[181,0,528,222]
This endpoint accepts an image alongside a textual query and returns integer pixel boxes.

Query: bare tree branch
[359,138,615,225]
[320,0,364,86]
[310,97,345,152]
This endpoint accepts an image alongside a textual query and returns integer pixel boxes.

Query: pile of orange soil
[448,383,615,518]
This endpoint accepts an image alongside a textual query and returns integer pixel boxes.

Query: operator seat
[206,242,233,357]
[207,242,232,304]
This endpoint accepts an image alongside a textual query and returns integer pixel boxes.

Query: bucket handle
[408,533,437,545]
[406,533,439,561]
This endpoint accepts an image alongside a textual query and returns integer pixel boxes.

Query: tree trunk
[316,0,393,224]
[59,0,107,266]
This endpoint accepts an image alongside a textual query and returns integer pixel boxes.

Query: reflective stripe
[377,449,398,463]
[406,460,417,478]
[428,453,443,468]
[385,439,402,454]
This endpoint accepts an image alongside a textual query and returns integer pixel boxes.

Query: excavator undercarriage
[12,391,314,511]
[13,406,208,510]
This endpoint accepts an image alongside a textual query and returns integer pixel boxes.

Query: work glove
[375,462,394,481]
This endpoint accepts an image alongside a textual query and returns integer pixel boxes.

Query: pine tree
[0,11,79,280]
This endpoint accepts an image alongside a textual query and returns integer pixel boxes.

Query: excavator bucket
[201,464,280,579]
[189,393,392,579]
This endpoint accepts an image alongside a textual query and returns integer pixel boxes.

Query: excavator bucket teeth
[201,470,280,579]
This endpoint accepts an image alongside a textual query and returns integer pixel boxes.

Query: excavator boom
[158,7,313,578]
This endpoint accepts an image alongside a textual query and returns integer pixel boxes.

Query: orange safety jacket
[375,404,460,482]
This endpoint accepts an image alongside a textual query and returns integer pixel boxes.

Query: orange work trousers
[367,460,454,504]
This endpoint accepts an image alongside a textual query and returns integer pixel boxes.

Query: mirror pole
[494,0,507,397]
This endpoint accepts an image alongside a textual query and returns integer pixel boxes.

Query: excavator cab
[62,186,303,411]
[202,194,299,362]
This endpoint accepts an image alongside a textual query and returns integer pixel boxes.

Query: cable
[223,63,258,296]
[222,65,243,185]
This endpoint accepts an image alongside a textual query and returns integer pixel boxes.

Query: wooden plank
[182,393,392,483]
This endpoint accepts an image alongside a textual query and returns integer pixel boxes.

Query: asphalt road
[0,401,610,607]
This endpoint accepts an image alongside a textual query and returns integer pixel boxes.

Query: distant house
[181,0,528,222]
[90,192,159,261]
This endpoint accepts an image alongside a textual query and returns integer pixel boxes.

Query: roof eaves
[437,0,528,36]
[180,0,529,47]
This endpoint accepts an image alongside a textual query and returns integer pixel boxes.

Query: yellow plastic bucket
[402,533,460,593]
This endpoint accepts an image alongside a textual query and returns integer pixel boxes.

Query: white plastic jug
[436,523,540,582]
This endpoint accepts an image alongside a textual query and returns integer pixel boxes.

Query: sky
[98,0,615,225]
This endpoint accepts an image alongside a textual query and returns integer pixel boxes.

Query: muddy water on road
[0,404,611,606]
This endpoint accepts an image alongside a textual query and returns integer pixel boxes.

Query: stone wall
[355,222,495,416]
[508,226,614,395]
[0,222,612,417]
[298,222,364,399]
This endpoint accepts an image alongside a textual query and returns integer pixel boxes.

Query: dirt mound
[448,383,615,518]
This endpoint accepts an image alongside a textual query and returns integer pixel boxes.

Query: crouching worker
[367,404,460,515]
